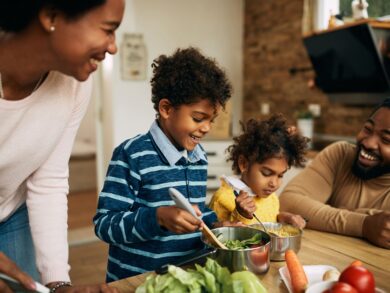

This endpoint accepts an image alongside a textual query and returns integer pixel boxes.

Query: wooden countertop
[109,229,390,292]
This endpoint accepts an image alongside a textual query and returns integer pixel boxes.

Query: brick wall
[243,0,372,136]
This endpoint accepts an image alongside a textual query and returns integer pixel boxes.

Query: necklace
[0,72,45,100]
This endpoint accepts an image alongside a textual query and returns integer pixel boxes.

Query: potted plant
[295,109,314,148]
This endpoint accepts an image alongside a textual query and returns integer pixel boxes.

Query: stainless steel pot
[155,226,271,275]
[251,222,302,261]
[201,226,271,274]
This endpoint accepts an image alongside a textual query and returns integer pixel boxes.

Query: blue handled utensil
[168,188,227,249]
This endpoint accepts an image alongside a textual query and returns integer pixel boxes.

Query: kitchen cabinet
[202,140,233,192]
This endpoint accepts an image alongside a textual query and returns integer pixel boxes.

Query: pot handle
[155,247,217,274]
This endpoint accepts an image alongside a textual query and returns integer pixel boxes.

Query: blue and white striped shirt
[93,121,217,281]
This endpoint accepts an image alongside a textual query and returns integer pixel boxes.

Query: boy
[93,47,232,281]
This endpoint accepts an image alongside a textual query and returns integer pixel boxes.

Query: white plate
[305,281,387,293]
[279,265,337,293]
[279,266,387,293]
[306,281,336,293]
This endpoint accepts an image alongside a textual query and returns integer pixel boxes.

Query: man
[280,98,390,249]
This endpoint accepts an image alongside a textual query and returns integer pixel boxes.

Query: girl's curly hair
[227,114,309,174]
[150,47,232,112]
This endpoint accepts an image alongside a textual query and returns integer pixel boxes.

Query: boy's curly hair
[227,114,309,174]
[150,47,232,112]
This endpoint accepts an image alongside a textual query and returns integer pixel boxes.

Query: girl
[209,114,308,228]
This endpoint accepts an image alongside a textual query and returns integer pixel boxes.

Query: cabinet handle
[206,151,217,156]
[207,175,217,180]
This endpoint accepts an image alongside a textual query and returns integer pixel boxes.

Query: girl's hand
[235,191,256,219]
[277,212,306,229]
[156,206,202,234]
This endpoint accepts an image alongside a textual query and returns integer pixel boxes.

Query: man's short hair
[370,97,390,117]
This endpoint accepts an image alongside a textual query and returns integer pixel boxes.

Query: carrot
[350,260,363,266]
[285,249,308,293]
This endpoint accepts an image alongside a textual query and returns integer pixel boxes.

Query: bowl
[201,226,271,274]
[251,222,302,261]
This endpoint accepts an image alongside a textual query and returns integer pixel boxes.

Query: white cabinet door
[202,140,233,190]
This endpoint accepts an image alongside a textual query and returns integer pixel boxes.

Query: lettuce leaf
[135,258,267,293]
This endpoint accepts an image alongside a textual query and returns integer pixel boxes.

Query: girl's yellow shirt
[209,180,279,225]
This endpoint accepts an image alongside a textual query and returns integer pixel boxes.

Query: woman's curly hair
[227,114,309,174]
[150,47,232,112]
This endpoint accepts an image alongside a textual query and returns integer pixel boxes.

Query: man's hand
[277,212,307,229]
[0,252,36,293]
[235,191,256,219]
[156,206,202,234]
[362,211,390,249]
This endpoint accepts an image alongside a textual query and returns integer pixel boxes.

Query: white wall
[106,0,244,146]
[314,0,340,31]
[94,0,243,188]
[71,86,96,156]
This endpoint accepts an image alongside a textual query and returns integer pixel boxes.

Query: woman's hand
[235,191,256,219]
[156,206,202,234]
[0,252,37,293]
[277,212,306,229]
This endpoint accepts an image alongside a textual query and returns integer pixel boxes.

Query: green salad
[223,234,263,250]
[135,258,267,293]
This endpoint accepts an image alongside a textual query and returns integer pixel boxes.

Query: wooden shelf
[304,19,390,38]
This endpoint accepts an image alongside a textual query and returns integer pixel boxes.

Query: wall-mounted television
[303,22,390,105]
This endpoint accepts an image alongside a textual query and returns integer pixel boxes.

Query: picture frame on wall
[120,33,147,81]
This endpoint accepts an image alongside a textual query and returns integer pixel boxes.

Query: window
[314,0,390,31]
[313,0,340,31]
[340,0,390,19]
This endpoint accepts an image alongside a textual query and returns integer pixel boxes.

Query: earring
[49,25,55,32]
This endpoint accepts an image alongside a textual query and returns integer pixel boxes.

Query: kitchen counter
[108,229,390,292]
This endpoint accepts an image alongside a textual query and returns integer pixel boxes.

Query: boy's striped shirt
[93,121,217,281]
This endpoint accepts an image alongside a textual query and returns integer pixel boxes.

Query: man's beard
[352,148,390,180]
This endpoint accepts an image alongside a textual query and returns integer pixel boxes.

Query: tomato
[250,246,269,266]
[326,282,359,293]
[350,260,363,267]
[339,265,375,293]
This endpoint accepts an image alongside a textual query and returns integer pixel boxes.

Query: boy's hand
[277,212,306,229]
[157,206,202,234]
[235,191,256,219]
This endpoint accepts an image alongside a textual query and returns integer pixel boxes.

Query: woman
[0,0,124,291]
